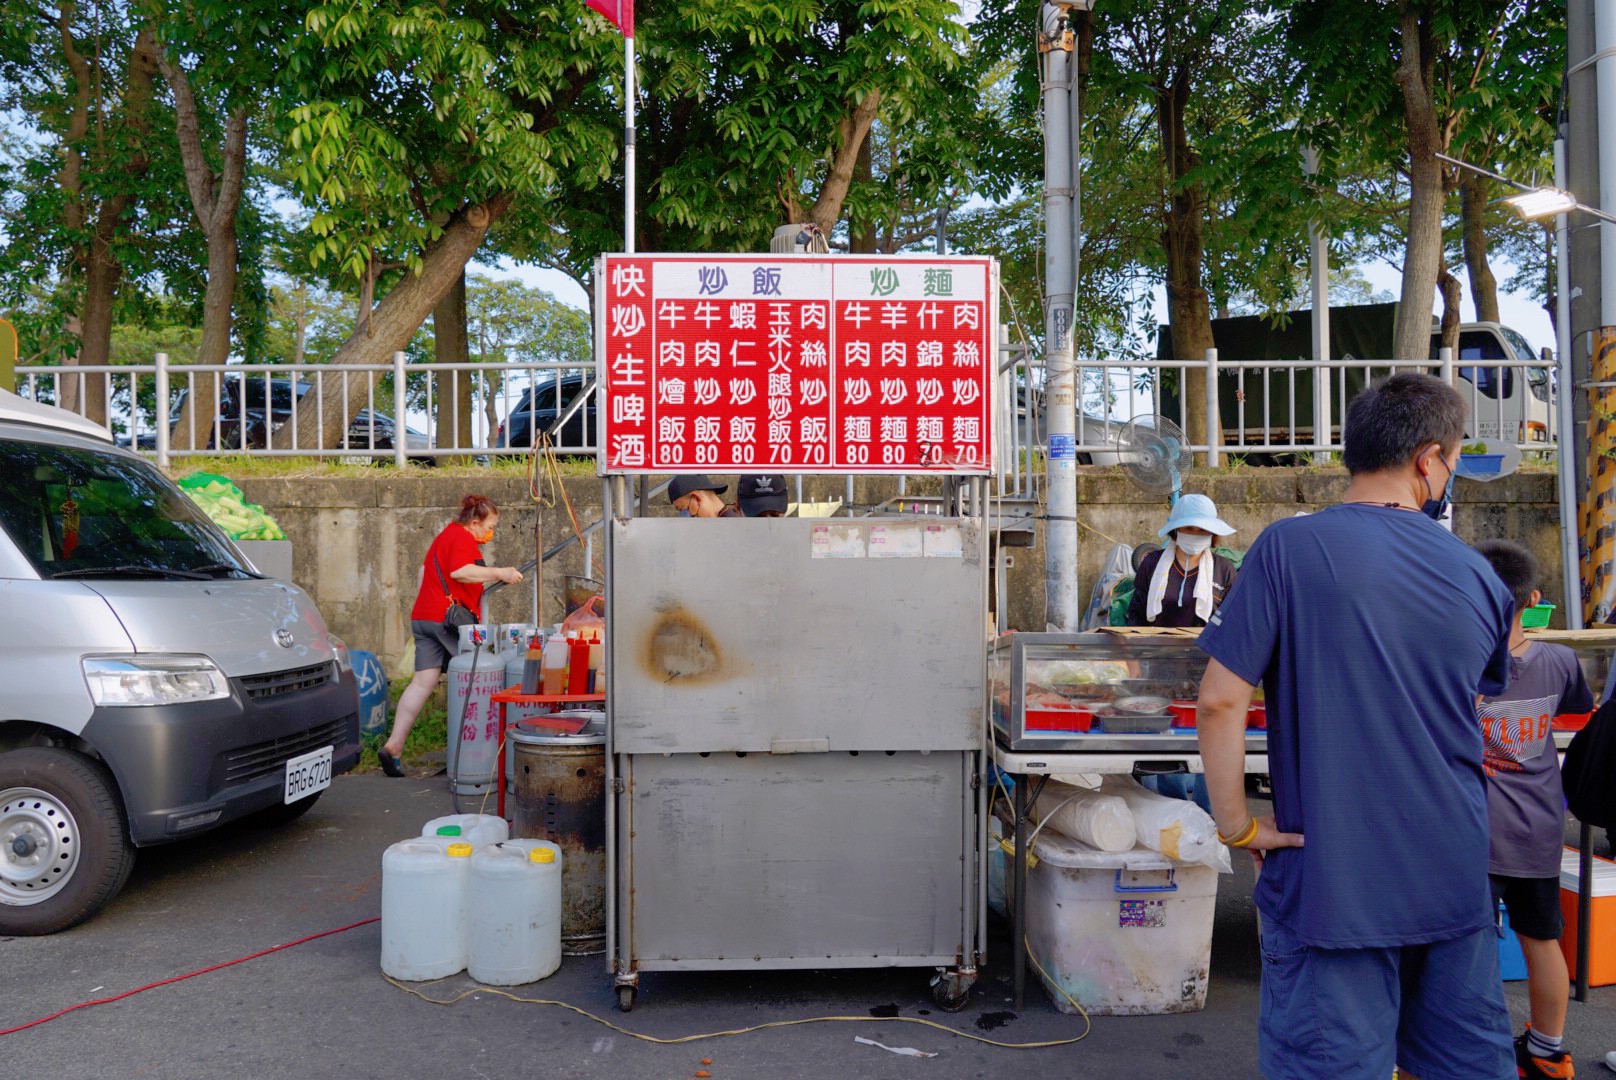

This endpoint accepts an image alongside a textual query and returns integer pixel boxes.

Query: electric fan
[1114,415,1190,506]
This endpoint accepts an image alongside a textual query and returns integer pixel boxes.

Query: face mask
[677,509,691,518]
[1420,453,1455,521]
[1175,533,1212,556]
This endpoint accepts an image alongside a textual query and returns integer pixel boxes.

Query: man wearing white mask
[1125,493,1238,629]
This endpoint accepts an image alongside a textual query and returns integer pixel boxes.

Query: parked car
[118,375,433,462]
[0,388,360,933]
[496,375,598,450]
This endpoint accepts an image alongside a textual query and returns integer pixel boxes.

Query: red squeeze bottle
[567,636,591,695]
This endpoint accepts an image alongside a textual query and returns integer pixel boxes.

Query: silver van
[0,391,359,933]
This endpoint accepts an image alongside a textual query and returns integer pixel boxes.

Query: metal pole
[1204,349,1221,468]
[155,353,170,470]
[1041,1,1080,631]
[1439,345,1455,386]
[1596,0,1616,326]
[1556,138,1585,630]
[1012,771,1028,1010]
[1576,822,1593,1001]
[624,35,636,254]
[1303,147,1332,463]
[392,352,408,468]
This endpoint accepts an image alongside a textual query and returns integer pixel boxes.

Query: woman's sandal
[377,747,406,778]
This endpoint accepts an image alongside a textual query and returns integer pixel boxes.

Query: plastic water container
[380,839,473,980]
[468,840,563,985]
[422,814,509,848]
[1022,830,1218,1015]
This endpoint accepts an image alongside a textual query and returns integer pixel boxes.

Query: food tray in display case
[989,632,1268,753]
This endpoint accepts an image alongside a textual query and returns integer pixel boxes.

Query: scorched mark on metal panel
[645,607,724,684]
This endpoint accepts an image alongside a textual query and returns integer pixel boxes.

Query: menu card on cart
[597,254,996,474]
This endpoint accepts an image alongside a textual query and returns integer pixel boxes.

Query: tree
[464,274,590,443]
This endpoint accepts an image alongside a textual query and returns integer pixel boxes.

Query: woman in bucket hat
[1125,493,1238,629]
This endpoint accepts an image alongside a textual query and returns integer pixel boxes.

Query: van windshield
[0,439,254,579]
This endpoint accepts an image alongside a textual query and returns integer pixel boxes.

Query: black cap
[667,475,727,503]
[737,475,789,516]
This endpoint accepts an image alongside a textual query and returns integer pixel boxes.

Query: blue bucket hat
[1158,494,1235,539]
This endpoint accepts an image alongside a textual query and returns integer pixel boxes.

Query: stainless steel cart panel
[617,750,973,970]
[609,517,985,754]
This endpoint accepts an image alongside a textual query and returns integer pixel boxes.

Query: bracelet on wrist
[1218,816,1259,848]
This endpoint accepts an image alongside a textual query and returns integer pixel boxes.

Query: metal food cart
[595,252,999,1012]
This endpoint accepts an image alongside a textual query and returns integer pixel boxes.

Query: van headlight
[328,633,352,674]
[83,656,230,707]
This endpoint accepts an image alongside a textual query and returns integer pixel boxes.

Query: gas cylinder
[446,634,507,797]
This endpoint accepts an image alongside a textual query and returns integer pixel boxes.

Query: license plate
[284,746,333,804]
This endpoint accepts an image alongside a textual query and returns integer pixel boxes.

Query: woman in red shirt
[378,495,524,777]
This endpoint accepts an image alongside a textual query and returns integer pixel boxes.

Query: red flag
[586,0,633,35]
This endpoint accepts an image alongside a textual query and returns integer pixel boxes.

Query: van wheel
[0,748,135,935]
[247,791,323,827]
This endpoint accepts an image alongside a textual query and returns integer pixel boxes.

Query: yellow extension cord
[386,938,1090,1051]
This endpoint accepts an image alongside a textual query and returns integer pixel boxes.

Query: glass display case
[990,632,1262,753]
[990,629,1616,755]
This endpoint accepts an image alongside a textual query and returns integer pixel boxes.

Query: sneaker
[1515,1032,1575,1079]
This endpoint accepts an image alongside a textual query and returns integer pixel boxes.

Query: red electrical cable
[0,916,380,1037]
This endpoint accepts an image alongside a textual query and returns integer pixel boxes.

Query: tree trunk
[1437,265,1463,360]
[432,270,473,462]
[76,253,120,423]
[275,196,512,450]
[1392,5,1444,362]
[808,89,882,236]
[1156,61,1219,462]
[1459,172,1500,323]
[161,55,249,450]
[848,136,877,254]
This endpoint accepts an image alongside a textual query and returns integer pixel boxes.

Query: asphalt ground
[5,774,1613,1080]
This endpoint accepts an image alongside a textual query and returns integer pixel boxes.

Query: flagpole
[624,32,636,254]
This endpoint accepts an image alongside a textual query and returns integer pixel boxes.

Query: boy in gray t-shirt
[1475,540,1593,1079]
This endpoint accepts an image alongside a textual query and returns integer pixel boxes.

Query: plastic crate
[1521,603,1555,629]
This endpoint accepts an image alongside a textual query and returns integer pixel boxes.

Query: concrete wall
[236,468,1565,669]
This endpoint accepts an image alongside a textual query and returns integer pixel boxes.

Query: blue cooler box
[1497,902,1528,982]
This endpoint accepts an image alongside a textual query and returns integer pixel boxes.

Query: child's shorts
[1491,874,1564,941]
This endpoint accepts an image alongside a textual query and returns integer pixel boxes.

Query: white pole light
[1504,187,1581,220]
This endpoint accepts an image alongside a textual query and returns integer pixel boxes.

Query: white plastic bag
[1100,776,1233,873]
[1080,543,1135,631]
[1032,780,1136,852]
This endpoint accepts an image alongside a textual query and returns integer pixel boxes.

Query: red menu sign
[597,254,995,474]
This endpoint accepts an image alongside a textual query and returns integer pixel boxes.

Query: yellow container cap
[447,842,473,858]
[529,847,556,864]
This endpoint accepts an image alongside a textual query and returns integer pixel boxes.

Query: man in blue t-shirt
[1196,373,1516,1080]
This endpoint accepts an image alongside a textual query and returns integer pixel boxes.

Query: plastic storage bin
[1521,603,1555,629]
[1022,830,1218,1015]
[1559,848,1616,987]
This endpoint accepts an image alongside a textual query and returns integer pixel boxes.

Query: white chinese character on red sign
[695,417,721,443]
[658,416,685,443]
[917,417,943,442]
[917,302,942,330]
[727,340,753,368]
[657,300,686,327]
[694,378,721,405]
[611,263,646,297]
[952,417,981,443]
[844,378,872,405]
[917,341,943,368]
[730,303,756,330]
[730,378,758,405]
[768,419,792,444]
[694,301,721,328]
[880,302,906,329]
[952,304,979,330]
[799,379,828,406]
[768,326,791,350]
[613,434,645,465]
[952,378,981,406]
[612,353,646,387]
[881,341,906,367]
[846,341,870,367]
[880,416,908,443]
[953,341,981,367]
[768,372,792,398]
[844,416,872,442]
[879,378,907,406]
[697,341,721,367]
[767,396,792,420]
[730,417,757,443]
[801,341,828,367]
[769,303,793,328]
[659,340,685,367]
[800,417,828,443]
[659,378,686,405]
[916,378,944,406]
[801,303,828,330]
[611,304,646,337]
[844,302,871,329]
[612,395,645,424]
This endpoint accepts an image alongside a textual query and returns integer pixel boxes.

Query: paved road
[5,774,1612,1079]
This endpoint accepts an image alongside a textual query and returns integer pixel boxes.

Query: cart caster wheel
[929,968,974,1013]
[616,986,637,1013]
[932,984,970,1012]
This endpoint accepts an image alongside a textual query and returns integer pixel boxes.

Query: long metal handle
[1114,868,1178,894]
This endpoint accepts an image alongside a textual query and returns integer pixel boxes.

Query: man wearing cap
[1125,493,1238,629]
[737,475,790,517]
[668,475,741,518]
